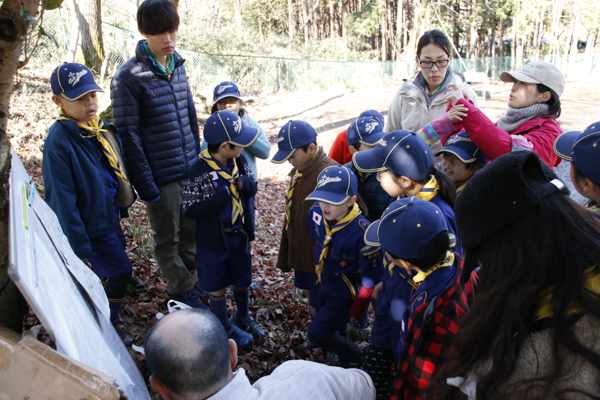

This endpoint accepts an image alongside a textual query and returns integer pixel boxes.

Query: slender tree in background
[66,0,105,71]
[0,0,42,333]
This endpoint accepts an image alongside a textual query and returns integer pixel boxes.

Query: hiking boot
[326,351,340,365]
[174,287,209,310]
[228,324,253,349]
[298,338,315,352]
[230,312,265,339]
[116,328,134,346]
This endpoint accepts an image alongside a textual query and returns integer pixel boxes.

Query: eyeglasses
[418,59,450,69]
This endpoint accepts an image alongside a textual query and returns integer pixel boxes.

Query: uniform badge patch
[313,211,321,225]
[209,171,218,180]
[339,260,348,268]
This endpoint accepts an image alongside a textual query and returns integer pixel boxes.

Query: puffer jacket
[110,40,200,201]
[385,69,479,155]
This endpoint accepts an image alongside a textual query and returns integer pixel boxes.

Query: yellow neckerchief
[415,175,439,202]
[412,251,455,284]
[200,149,244,224]
[284,147,320,230]
[456,183,467,194]
[58,110,130,186]
[585,200,599,211]
[316,203,362,283]
[355,168,370,183]
[533,266,600,322]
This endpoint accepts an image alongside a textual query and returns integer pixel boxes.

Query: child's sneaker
[326,351,340,365]
[298,338,315,352]
[230,312,265,339]
[227,324,253,349]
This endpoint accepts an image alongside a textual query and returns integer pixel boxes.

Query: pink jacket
[449,98,563,168]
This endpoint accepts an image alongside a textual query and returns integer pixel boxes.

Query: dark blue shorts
[294,269,320,305]
[88,227,133,278]
[196,229,252,292]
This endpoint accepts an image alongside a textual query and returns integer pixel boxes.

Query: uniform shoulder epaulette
[358,218,369,232]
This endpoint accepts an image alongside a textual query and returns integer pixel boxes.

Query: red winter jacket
[328,129,353,164]
[449,98,562,168]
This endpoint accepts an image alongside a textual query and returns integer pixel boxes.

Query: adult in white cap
[420,61,565,169]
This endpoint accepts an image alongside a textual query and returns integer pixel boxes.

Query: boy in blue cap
[271,121,337,321]
[345,117,395,221]
[305,166,383,367]
[436,132,487,194]
[43,63,136,343]
[329,110,385,164]
[200,81,271,178]
[182,110,262,349]
[554,123,600,211]
[363,197,476,399]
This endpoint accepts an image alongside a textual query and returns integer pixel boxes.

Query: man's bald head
[145,309,231,399]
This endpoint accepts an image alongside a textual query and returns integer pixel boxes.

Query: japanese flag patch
[209,171,218,181]
[312,211,322,225]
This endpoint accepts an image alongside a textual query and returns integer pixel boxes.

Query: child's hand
[371,282,383,301]
[444,84,464,105]
[236,178,243,190]
[447,104,469,123]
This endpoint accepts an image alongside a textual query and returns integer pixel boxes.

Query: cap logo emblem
[68,69,87,86]
[317,175,342,187]
[378,139,387,147]
[277,136,285,142]
[233,118,241,133]
[216,84,233,95]
[446,135,472,145]
[365,122,378,134]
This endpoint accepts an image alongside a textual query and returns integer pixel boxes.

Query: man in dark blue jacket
[110,0,206,309]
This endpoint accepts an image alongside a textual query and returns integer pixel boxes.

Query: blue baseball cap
[352,131,433,180]
[203,110,259,147]
[554,123,600,184]
[435,132,487,165]
[306,166,358,205]
[364,197,448,259]
[51,63,103,101]
[347,118,386,147]
[359,110,385,126]
[213,81,242,104]
[271,120,317,164]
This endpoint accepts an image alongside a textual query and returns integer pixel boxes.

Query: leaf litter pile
[9,66,370,398]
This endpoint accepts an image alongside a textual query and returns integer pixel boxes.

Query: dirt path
[240,79,598,203]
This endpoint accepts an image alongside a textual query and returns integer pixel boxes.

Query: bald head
[145,309,231,399]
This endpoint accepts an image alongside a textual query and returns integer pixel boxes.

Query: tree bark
[341,0,348,39]
[0,0,36,333]
[233,0,242,33]
[329,0,335,37]
[67,0,105,71]
[288,0,294,39]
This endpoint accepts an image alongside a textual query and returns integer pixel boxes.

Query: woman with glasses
[385,30,479,156]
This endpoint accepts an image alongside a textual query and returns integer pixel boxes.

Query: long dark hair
[417,30,452,58]
[439,193,600,399]
[415,166,456,208]
[537,84,561,117]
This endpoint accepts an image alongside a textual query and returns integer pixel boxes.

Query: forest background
[1,0,600,398]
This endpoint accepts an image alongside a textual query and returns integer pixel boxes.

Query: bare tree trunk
[67,0,105,71]
[405,0,423,60]
[549,0,565,62]
[128,0,140,57]
[329,0,335,37]
[380,0,387,60]
[0,0,36,333]
[233,0,242,33]
[341,0,348,39]
[396,0,403,58]
[288,0,294,39]
[300,0,309,44]
[570,1,581,57]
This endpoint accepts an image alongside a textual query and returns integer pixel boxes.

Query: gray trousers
[146,179,197,294]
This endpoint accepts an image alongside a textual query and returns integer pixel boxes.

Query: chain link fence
[28,7,600,97]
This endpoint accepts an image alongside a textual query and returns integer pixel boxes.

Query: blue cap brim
[305,189,351,205]
[214,93,243,105]
[352,149,386,172]
[553,131,580,162]
[60,84,104,101]
[271,149,294,164]
[364,219,382,247]
[435,148,478,164]
[359,131,387,147]
[230,124,260,148]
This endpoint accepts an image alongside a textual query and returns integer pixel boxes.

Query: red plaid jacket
[391,262,479,400]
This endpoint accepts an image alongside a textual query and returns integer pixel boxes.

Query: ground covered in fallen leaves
[10,64,599,398]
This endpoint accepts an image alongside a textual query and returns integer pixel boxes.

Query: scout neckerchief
[355,168,370,183]
[142,40,175,76]
[412,251,454,285]
[533,266,600,322]
[58,110,130,186]
[415,175,439,202]
[585,200,599,211]
[316,203,362,283]
[284,147,320,230]
[456,182,467,194]
[200,149,244,224]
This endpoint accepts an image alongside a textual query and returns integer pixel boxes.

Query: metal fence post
[231,55,235,83]
[276,58,281,91]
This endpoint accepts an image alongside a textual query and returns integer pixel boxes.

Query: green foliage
[43,0,64,11]
[347,3,381,38]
